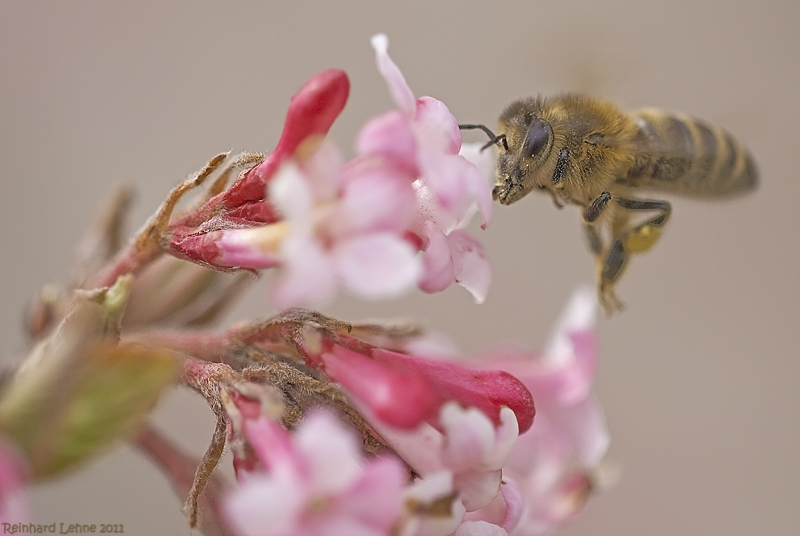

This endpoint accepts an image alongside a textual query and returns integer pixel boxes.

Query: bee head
[494,100,555,205]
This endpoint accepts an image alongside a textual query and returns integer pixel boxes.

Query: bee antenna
[458,124,509,152]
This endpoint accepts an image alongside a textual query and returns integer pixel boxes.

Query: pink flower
[168,35,495,308]
[295,330,534,435]
[366,34,493,303]
[468,288,610,534]
[291,325,534,517]
[218,142,422,308]
[373,403,520,515]
[0,438,29,526]
[223,411,407,536]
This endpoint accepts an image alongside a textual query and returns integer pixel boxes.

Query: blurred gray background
[1,1,798,534]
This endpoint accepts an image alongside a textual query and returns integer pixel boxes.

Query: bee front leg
[597,197,672,315]
[583,223,604,256]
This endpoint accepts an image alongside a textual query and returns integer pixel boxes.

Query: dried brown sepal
[242,358,389,455]
[92,152,229,288]
[347,320,426,351]
[227,308,353,361]
[199,152,266,204]
[180,357,286,523]
[148,152,230,251]
[184,412,227,530]
[70,185,134,289]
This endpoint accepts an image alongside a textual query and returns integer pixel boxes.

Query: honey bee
[462,95,758,314]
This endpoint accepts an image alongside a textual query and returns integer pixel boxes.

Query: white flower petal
[455,520,508,536]
[542,286,597,366]
[335,234,421,299]
[441,404,495,471]
[270,234,336,308]
[295,412,363,494]
[268,162,315,231]
[224,474,305,536]
[371,34,416,116]
[448,230,492,304]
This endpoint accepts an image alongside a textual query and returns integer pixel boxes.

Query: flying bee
[462,95,758,314]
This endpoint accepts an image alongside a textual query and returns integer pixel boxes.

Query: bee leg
[584,223,604,256]
[583,191,612,223]
[598,238,628,314]
[597,198,672,315]
[615,198,672,254]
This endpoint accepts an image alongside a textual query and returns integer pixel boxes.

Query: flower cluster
[0,34,610,536]
[166,34,492,308]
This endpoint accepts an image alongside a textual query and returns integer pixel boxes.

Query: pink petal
[441,404,497,471]
[418,222,455,294]
[414,96,462,155]
[224,473,306,536]
[0,440,29,526]
[268,162,315,230]
[301,517,388,536]
[542,287,597,367]
[369,346,535,434]
[371,34,416,116]
[294,412,363,494]
[301,140,345,201]
[216,227,283,269]
[244,417,301,478]
[540,397,610,468]
[486,407,520,470]
[454,470,502,512]
[455,520,508,536]
[447,230,492,304]
[460,155,494,230]
[226,69,350,207]
[361,422,445,476]
[458,142,496,186]
[497,479,526,532]
[417,153,492,231]
[418,152,473,228]
[335,157,416,235]
[355,111,418,171]
[270,235,337,308]
[334,233,421,299]
[275,69,351,161]
[320,344,440,429]
[339,457,406,530]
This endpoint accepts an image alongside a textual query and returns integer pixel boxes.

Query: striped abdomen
[623,109,758,197]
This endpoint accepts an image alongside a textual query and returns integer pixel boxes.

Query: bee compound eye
[524,119,552,159]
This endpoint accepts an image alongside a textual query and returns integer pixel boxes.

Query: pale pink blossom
[286,325,534,517]
[218,144,422,308]
[0,438,29,526]
[368,403,519,515]
[398,472,465,536]
[368,34,493,304]
[295,330,534,435]
[223,411,407,536]
[467,288,609,535]
[169,36,495,308]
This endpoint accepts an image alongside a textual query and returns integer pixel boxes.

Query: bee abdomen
[627,110,758,197]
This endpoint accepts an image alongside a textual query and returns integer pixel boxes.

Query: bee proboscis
[463,95,758,314]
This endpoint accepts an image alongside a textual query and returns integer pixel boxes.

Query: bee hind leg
[597,197,672,315]
[615,198,672,254]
